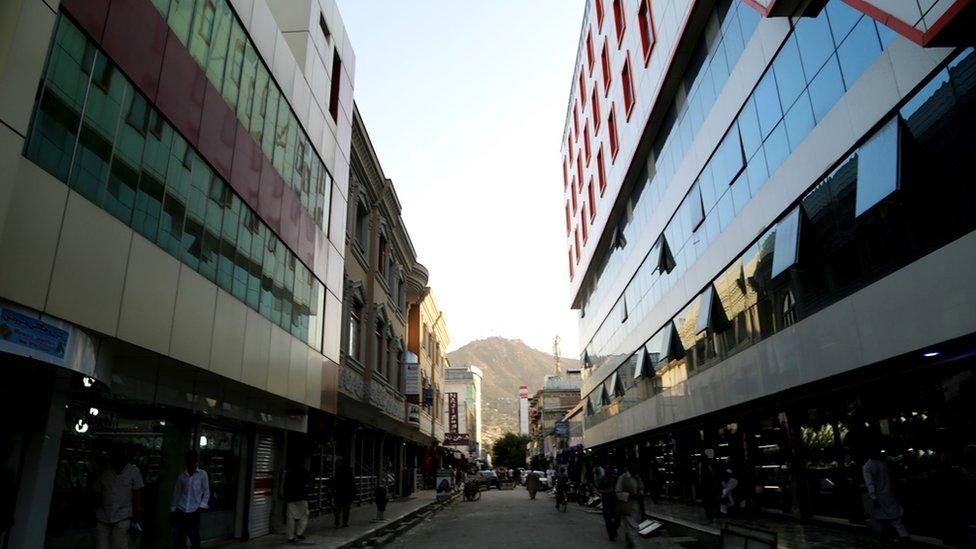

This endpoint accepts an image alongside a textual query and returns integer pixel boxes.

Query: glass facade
[24,16,325,350]
[580,1,899,370]
[584,46,976,427]
[153,0,333,229]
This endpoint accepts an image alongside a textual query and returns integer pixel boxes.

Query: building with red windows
[0,0,357,544]
[562,0,976,540]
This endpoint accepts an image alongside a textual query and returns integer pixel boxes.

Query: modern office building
[335,105,437,500]
[0,0,354,545]
[443,364,484,459]
[562,0,976,541]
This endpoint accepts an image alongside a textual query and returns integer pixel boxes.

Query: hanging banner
[404,361,420,396]
[406,403,420,426]
[447,392,459,433]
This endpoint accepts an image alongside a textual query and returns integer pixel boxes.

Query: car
[532,471,551,490]
[479,470,500,489]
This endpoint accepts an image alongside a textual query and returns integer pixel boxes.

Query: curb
[340,493,460,548]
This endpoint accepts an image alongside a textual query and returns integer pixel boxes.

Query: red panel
[101,0,168,99]
[156,33,205,146]
[61,0,110,42]
[198,83,237,181]
[278,189,302,252]
[842,0,969,46]
[230,125,262,212]
[257,160,283,234]
[298,210,317,269]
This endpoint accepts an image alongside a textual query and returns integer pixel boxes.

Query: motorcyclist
[555,468,570,509]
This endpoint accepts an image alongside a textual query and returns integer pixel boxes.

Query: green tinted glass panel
[69,53,125,203]
[181,154,210,270]
[261,84,279,161]
[204,0,232,92]
[237,42,258,130]
[249,60,270,144]
[158,136,192,256]
[167,0,195,45]
[188,0,216,68]
[103,83,147,224]
[132,112,170,240]
[260,237,277,321]
[271,96,290,176]
[25,18,93,181]
[152,0,172,18]
[216,186,239,291]
[245,220,265,310]
[221,19,247,111]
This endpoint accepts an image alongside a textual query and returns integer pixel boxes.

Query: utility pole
[552,335,561,377]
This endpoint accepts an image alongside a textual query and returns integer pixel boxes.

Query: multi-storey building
[443,364,484,459]
[0,0,354,544]
[335,105,432,500]
[562,0,976,539]
[407,288,450,458]
[527,371,582,464]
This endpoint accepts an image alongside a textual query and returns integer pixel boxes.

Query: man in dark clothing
[333,462,355,528]
[596,464,620,541]
[700,450,720,522]
[284,464,310,542]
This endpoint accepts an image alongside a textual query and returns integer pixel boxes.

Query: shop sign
[554,421,570,438]
[447,392,459,433]
[406,404,420,426]
[0,307,70,364]
[444,432,469,446]
[404,362,420,395]
[436,469,453,501]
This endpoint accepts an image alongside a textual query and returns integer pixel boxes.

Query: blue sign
[0,308,69,360]
[554,421,571,438]
[423,387,434,405]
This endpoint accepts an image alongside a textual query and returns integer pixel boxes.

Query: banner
[447,392,459,433]
[444,432,469,446]
[404,362,420,395]
[0,307,70,364]
[406,403,420,426]
[436,468,453,501]
[554,421,571,438]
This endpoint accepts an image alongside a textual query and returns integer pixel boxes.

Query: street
[392,487,620,549]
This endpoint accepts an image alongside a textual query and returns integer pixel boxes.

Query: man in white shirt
[94,447,144,549]
[171,450,209,549]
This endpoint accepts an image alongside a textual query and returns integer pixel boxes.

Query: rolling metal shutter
[248,432,275,537]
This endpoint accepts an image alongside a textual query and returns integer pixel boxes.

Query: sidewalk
[233,490,442,549]
[642,499,908,548]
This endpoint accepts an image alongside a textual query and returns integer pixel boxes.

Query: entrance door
[247,432,275,537]
[197,425,242,541]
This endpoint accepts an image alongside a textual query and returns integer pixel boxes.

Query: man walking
[616,461,646,549]
[284,462,310,543]
[595,463,619,541]
[333,460,354,528]
[94,446,144,549]
[171,450,209,549]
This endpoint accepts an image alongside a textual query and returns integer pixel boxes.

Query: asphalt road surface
[392,486,627,549]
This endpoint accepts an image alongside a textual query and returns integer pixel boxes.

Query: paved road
[392,487,624,549]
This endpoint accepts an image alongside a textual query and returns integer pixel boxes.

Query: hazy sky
[337,1,585,355]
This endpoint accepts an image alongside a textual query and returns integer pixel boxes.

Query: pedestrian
[595,464,620,541]
[455,466,465,491]
[526,470,540,500]
[373,470,390,522]
[615,461,646,549]
[699,449,720,522]
[546,466,555,489]
[554,468,569,510]
[283,461,310,543]
[859,446,910,544]
[332,460,354,528]
[170,450,209,549]
[719,468,738,516]
[94,445,144,549]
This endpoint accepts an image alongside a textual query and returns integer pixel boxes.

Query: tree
[491,432,531,468]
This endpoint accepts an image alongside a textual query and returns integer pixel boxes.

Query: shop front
[596,336,976,545]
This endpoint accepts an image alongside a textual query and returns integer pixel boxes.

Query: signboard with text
[0,307,70,365]
[444,432,469,446]
[404,362,420,395]
[447,392,459,433]
[554,421,570,438]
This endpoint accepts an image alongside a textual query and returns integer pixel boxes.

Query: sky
[336,1,586,355]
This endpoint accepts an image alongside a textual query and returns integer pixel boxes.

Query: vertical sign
[448,392,459,433]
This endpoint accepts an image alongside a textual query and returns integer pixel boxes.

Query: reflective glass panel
[855,117,899,216]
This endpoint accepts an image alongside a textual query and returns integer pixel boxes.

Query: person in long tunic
[525,470,540,500]
[615,462,645,549]
[595,464,619,541]
[862,450,910,542]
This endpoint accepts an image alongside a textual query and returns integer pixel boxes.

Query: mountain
[447,337,580,449]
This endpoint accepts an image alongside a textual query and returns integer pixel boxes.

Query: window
[573,104,579,136]
[622,54,635,117]
[855,117,899,216]
[592,87,601,130]
[565,202,572,235]
[574,228,581,263]
[587,178,597,222]
[378,234,388,276]
[562,156,569,188]
[581,205,589,242]
[568,248,575,279]
[608,104,619,159]
[375,318,385,376]
[579,72,586,107]
[319,13,331,42]
[770,206,801,278]
[601,39,611,95]
[638,0,655,63]
[583,122,592,163]
[612,0,625,45]
[355,200,369,250]
[329,49,342,122]
[348,301,362,360]
[577,153,584,191]
[571,179,578,213]
[595,0,604,29]
[597,146,607,194]
[586,31,595,73]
